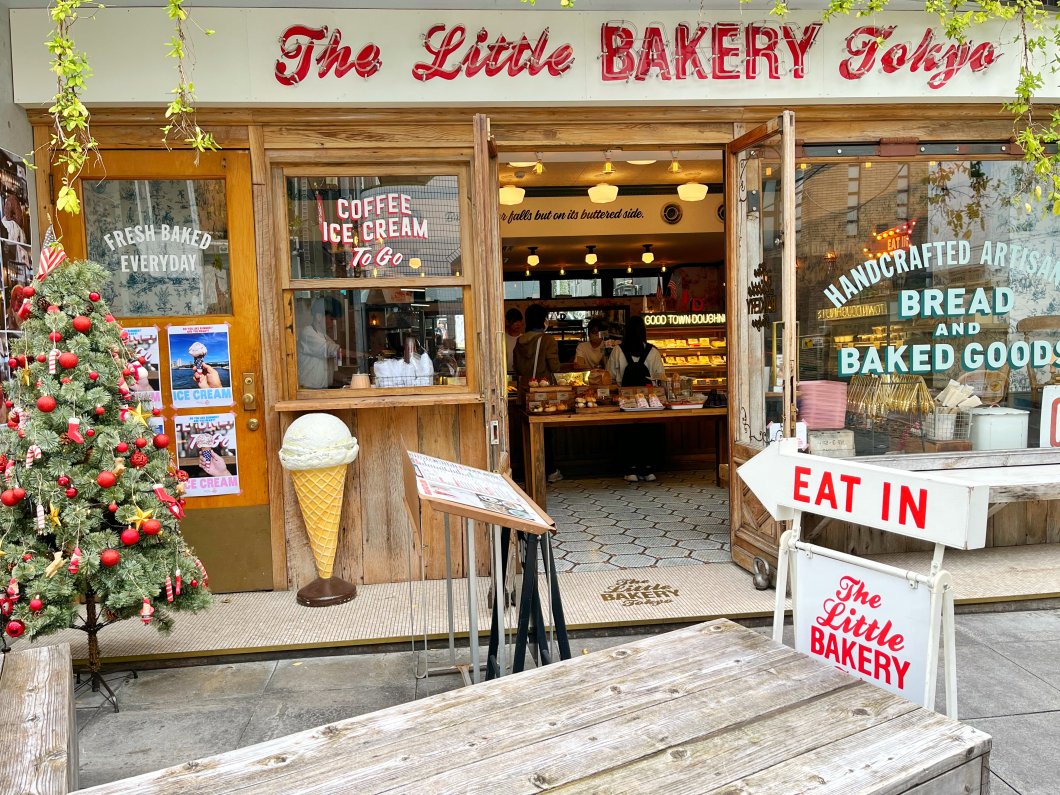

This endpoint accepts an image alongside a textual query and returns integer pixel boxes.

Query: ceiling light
[677,182,708,202]
[669,153,681,174]
[588,183,618,204]
[533,154,545,175]
[765,166,773,177]
[525,268,531,277]
[499,184,525,205]
[626,265,633,274]
[661,265,667,273]
[626,159,656,166]
[408,257,422,270]
[527,246,539,267]
[592,267,598,275]
[584,245,598,266]
[508,161,536,168]
[559,266,566,276]
[642,244,655,264]
[603,155,614,175]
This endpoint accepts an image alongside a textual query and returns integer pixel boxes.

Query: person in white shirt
[607,315,666,482]
[297,298,342,389]
[504,307,523,372]
[2,194,26,245]
[574,317,608,370]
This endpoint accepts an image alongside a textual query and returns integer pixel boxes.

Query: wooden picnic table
[79,619,990,794]
[518,406,728,511]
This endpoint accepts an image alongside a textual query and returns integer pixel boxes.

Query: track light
[627,265,633,274]
[559,266,566,276]
[642,244,655,264]
[533,154,545,175]
[585,245,598,266]
[603,155,614,175]
[527,246,539,267]
[669,153,681,174]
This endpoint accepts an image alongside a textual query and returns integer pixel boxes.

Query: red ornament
[16,355,25,367]
[6,358,15,369]
[4,619,24,638]
[142,519,162,536]
[115,442,129,454]
[12,487,25,502]
[176,469,190,482]
[153,434,170,449]
[95,405,105,416]
[108,502,118,513]
[88,371,99,381]
[58,352,78,369]
[47,304,59,313]
[89,291,100,302]
[58,475,71,487]
[134,437,148,449]
[60,377,72,385]
[36,395,57,413]
[17,430,24,439]
[6,421,16,431]
[130,451,148,468]
[138,356,146,365]
[3,401,10,409]
[100,549,120,567]
[23,286,35,297]
[120,330,129,341]
[86,429,95,438]
[65,487,77,498]
[48,331,62,343]
[105,314,115,323]
[191,579,199,587]
[21,553,32,561]
[28,597,43,612]
[72,316,92,333]
[152,408,162,417]
[35,354,45,363]
[97,471,117,489]
[120,527,140,546]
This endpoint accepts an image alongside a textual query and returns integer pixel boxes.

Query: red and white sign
[795,551,931,701]
[738,438,989,549]
[12,9,1052,107]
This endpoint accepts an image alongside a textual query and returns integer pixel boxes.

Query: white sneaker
[547,470,564,483]
[624,473,639,483]
[642,473,657,482]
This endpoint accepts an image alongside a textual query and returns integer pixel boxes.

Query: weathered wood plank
[0,644,78,794]
[900,756,987,795]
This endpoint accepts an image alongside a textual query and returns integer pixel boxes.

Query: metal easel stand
[487,526,570,679]
[774,510,959,719]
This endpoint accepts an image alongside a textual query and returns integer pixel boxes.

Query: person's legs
[637,423,657,481]
[621,427,639,482]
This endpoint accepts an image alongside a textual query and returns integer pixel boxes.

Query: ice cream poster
[167,324,233,408]
[174,412,239,496]
[124,326,162,410]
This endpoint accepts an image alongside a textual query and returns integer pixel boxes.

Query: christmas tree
[0,253,211,674]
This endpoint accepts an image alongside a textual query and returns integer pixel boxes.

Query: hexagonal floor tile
[604,543,648,556]
[690,549,732,563]
[565,550,612,564]
[582,517,619,527]
[662,529,704,541]
[643,547,691,559]
[677,538,723,551]
[554,530,593,542]
[570,562,620,572]
[623,526,668,538]
[656,557,706,567]
[608,554,657,568]
[592,534,633,545]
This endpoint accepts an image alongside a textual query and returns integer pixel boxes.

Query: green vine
[162,0,218,158]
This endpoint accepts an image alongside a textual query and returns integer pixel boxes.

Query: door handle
[242,372,258,411]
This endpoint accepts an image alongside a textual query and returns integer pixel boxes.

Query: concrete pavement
[74,609,1060,793]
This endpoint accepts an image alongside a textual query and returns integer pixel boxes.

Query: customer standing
[607,315,666,482]
[574,317,607,370]
[513,304,563,483]
[504,307,524,372]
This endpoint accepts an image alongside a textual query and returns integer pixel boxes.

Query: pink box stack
[798,380,848,429]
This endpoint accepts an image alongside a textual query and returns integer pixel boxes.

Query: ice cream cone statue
[279,413,360,606]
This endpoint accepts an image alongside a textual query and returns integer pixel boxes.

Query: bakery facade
[9,5,1060,595]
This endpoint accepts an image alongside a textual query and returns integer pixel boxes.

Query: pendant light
[559,266,566,276]
[642,244,655,264]
[584,245,598,266]
[603,154,614,175]
[527,246,540,267]
[668,152,681,174]
[626,159,656,165]
[677,182,709,202]
[533,154,545,175]
[588,183,618,204]
[508,160,537,168]
[525,268,531,277]
[626,265,633,274]
[499,184,525,205]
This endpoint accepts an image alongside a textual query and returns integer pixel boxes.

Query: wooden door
[54,150,272,592]
[726,113,797,575]
[472,115,508,472]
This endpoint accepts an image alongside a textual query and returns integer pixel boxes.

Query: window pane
[612,277,658,296]
[793,159,1060,455]
[551,278,601,298]
[293,287,467,390]
[84,179,231,317]
[287,175,462,280]
[504,280,540,300]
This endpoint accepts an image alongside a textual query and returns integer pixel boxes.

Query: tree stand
[72,591,136,713]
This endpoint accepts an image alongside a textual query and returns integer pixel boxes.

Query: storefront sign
[795,551,931,700]
[174,413,240,496]
[746,262,777,331]
[643,312,725,326]
[167,325,233,408]
[737,438,989,548]
[499,194,723,238]
[14,10,1051,106]
[816,302,888,321]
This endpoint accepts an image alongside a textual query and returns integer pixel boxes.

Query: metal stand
[74,669,138,714]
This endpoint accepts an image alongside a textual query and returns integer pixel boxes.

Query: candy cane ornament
[174,569,182,595]
[48,348,59,375]
[25,445,42,468]
[194,558,209,588]
[165,575,174,603]
[35,503,45,531]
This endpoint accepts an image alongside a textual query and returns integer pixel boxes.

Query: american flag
[667,272,680,301]
[37,225,67,282]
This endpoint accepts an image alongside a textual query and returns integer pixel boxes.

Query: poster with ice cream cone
[125,326,162,410]
[174,412,239,496]
[167,324,233,408]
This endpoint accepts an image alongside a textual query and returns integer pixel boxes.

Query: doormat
[600,578,680,607]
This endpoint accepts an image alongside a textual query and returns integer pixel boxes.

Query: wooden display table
[518,406,727,510]
[79,619,990,794]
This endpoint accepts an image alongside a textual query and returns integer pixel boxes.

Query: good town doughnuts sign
[273,20,999,90]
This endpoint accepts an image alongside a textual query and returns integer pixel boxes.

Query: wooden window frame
[273,161,480,409]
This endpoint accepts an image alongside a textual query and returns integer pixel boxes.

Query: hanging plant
[162,0,218,158]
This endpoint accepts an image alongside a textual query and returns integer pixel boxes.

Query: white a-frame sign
[738,438,990,719]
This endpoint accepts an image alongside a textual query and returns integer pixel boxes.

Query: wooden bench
[0,644,78,794]
[77,620,990,794]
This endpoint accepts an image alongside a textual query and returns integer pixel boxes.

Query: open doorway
[499,148,731,573]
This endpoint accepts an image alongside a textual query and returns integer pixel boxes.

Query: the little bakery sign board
[795,555,930,701]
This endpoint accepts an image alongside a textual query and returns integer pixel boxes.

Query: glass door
[726,112,797,575]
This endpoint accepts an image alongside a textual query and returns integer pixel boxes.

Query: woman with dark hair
[607,315,666,482]
[575,317,608,369]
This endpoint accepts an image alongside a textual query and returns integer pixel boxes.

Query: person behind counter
[504,307,524,372]
[608,315,666,483]
[514,303,563,484]
[574,317,608,370]
[296,297,343,389]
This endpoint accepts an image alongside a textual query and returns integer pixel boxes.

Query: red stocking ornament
[66,417,84,444]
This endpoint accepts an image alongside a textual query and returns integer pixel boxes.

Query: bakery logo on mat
[600,578,679,607]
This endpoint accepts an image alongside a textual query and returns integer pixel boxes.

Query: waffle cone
[290,464,348,579]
